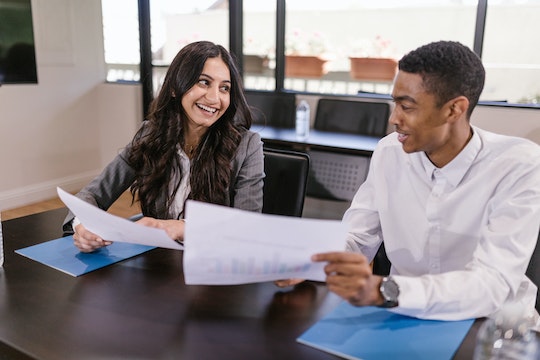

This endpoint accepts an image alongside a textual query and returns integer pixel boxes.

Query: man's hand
[312,251,384,307]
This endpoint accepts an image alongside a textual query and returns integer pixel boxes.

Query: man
[283,41,540,321]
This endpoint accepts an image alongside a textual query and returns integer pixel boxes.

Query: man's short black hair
[399,41,485,118]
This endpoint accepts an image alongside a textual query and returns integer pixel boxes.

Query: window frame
[134,0,539,114]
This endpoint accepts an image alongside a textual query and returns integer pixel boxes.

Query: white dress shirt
[168,148,191,219]
[345,126,540,320]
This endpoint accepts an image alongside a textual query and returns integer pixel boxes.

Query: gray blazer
[63,129,264,233]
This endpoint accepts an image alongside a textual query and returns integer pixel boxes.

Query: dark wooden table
[0,208,480,359]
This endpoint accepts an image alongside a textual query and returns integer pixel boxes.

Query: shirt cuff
[392,275,428,312]
[71,216,81,230]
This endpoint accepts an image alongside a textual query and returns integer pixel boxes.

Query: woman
[64,41,264,252]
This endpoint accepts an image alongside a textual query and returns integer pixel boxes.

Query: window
[102,0,540,107]
[279,0,478,95]
[101,0,228,91]
[482,0,540,104]
[102,0,140,82]
[149,0,229,93]
[243,0,276,91]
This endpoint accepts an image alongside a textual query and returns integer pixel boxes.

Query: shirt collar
[418,127,481,187]
[177,145,190,161]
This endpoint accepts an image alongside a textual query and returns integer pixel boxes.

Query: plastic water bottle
[473,304,538,359]
[295,100,310,140]
[0,213,3,267]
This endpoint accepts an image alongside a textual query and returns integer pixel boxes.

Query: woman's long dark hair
[127,41,253,218]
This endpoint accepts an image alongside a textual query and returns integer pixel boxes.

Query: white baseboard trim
[0,171,99,211]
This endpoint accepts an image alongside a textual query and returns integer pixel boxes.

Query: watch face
[383,278,399,299]
[380,277,399,307]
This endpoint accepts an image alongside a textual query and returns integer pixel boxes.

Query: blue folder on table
[297,301,474,360]
[15,235,156,276]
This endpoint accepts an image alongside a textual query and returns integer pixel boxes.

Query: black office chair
[245,90,296,128]
[372,243,391,276]
[306,98,391,202]
[313,98,390,137]
[525,230,540,311]
[262,148,310,217]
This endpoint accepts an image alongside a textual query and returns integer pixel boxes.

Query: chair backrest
[526,230,540,311]
[245,90,296,128]
[372,243,391,276]
[314,98,390,137]
[306,150,370,201]
[262,148,310,217]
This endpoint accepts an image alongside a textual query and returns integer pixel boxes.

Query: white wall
[0,1,538,212]
[0,0,141,211]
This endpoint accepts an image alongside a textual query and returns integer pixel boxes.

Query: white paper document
[57,187,183,250]
[183,200,348,285]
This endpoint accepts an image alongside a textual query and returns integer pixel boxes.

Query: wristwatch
[379,276,399,308]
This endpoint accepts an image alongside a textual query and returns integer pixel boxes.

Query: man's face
[389,71,451,160]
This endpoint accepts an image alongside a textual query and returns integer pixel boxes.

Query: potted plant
[243,37,270,74]
[349,36,398,81]
[285,29,330,78]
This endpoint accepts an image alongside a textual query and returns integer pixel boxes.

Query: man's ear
[446,96,469,123]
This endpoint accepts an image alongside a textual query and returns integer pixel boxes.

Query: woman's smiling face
[181,56,231,131]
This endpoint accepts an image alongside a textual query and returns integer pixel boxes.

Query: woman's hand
[136,217,186,242]
[73,223,112,253]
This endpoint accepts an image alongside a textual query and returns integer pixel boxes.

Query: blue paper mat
[297,301,474,360]
[16,235,156,276]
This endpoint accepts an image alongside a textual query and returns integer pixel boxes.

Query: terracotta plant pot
[286,55,328,78]
[244,54,269,74]
[349,57,398,81]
